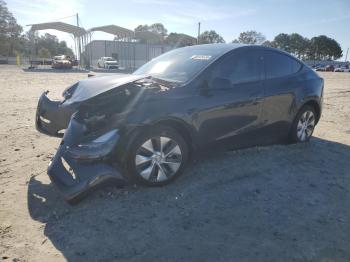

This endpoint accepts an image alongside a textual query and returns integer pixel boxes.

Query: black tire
[290,105,317,143]
[123,125,189,186]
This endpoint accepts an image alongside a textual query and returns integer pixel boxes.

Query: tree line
[203,30,342,60]
[262,33,342,60]
[0,0,73,58]
[134,24,342,61]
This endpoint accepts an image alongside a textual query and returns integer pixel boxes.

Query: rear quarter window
[265,51,302,79]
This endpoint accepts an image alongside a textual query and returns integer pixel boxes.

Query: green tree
[273,33,291,52]
[33,33,73,57]
[19,31,73,58]
[149,23,167,37]
[268,33,342,60]
[166,33,196,47]
[134,23,168,44]
[38,47,51,58]
[134,24,149,32]
[0,0,23,56]
[232,30,265,44]
[309,35,342,60]
[22,30,39,57]
[37,33,58,55]
[57,41,73,56]
[262,40,276,47]
[288,33,309,59]
[328,38,342,60]
[198,30,225,44]
[134,23,168,38]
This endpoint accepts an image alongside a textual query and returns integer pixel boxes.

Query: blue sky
[7,0,350,60]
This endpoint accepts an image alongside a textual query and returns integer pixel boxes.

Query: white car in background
[334,66,350,72]
[51,55,73,69]
[97,57,119,69]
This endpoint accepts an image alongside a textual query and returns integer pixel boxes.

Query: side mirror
[208,77,231,90]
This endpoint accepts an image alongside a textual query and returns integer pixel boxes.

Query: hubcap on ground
[297,110,315,141]
[135,136,182,182]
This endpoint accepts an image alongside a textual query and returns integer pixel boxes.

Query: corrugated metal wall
[85,40,172,70]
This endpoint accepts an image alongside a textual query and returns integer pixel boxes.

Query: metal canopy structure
[30,22,86,37]
[89,25,134,39]
[29,21,171,69]
[30,22,87,67]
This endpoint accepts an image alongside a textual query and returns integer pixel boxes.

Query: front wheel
[123,126,189,186]
[290,105,316,143]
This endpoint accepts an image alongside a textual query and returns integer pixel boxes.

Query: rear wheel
[123,126,188,186]
[290,105,316,143]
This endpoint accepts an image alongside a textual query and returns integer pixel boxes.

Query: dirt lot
[0,65,349,262]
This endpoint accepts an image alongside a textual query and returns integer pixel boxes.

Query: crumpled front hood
[64,74,147,104]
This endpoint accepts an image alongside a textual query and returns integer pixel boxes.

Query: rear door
[261,50,303,140]
[194,48,265,147]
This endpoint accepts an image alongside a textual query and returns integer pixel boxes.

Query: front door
[193,48,265,148]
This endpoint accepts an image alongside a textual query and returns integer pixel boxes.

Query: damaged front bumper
[35,91,76,137]
[47,114,124,203]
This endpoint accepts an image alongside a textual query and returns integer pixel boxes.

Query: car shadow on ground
[27,137,350,262]
[21,67,133,75]
[22,68,89,73]
[91,68,133,74]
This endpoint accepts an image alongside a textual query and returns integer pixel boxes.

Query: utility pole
[76,13,82,66]
[197,22,201,44]
[345,47,349,63]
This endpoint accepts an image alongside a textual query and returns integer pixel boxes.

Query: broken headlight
[82,113,107,132]
[62,82,79,100]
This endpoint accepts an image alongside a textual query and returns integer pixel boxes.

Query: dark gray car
[36,44,324,203]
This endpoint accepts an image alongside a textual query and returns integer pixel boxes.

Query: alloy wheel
[135,136,182,182]
[297,110,315,141]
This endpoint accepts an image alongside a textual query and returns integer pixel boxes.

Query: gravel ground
[0,65,350,262]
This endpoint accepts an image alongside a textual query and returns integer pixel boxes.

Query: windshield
[133,46,225,83]
[105,57,115,61]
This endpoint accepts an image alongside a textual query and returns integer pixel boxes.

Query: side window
[211,50,263,85]
[265,51,302,79]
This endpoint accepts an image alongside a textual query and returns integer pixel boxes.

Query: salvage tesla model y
[36,44,323,203]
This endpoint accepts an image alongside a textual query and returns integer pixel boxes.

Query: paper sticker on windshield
[191,55,212,60]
